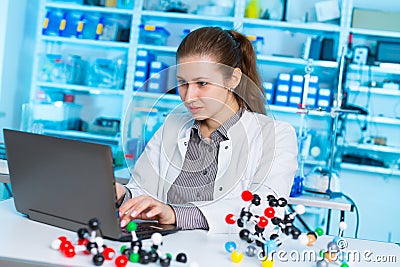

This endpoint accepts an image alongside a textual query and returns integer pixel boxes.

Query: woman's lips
[188,106,203,113]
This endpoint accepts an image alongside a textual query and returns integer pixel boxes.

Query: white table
[0,198,399,267]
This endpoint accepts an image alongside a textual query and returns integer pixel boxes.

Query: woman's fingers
[119,196,160,226]
[118,196,176,227]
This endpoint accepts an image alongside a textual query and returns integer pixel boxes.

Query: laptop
[3,129,180,241]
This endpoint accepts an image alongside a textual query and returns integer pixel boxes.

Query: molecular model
[115,221,190,267]
[315,221,350,267]
[50,218,116,266]
[225,190,324,266]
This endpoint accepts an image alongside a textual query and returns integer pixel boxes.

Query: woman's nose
[184,83,198,102]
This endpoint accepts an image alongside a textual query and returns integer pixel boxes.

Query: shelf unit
[340,0,400,175]
[348,85,400,97]
[27,0,400,174]
[350,27,400,39]
[341,163,400,177]
[343,143,400,154]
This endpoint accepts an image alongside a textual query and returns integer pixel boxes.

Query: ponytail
[227,30,266,115]
[177,27,266,115]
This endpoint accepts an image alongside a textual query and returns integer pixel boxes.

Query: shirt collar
[191,108,244,141]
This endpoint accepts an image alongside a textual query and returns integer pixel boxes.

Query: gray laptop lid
[3,129,124,240]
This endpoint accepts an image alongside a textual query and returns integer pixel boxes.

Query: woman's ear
[228,68,242,89]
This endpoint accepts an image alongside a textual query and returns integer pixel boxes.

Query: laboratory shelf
[133,91,180,102]
[347,85,400,96]
[130,91,183,110]
[348,64,400,75]
[141,10,235,24]
[346,114,400,126]
[45,2,134,15]
[341,163,400,177]
[343,143,400,154]
[243,18,341,33]
[36,82,126,95]
[257,54,338,68]
[350,27,400,39]
[304,160,327,166]
[41,36,130,49]
[43,129,120,144]
[269,105,330,117]
[137,44,177,53]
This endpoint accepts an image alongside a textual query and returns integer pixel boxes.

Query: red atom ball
[257,216,269,228]
[225,214,236,224]
[58,236,68,242]
[63,246,76,258]
[103,247,116,260]
[115,255,129,267]
[264,207,275,218]
[241,190,253,202]
[59,241,73,253]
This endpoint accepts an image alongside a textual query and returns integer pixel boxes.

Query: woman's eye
[198,81,207,87]
[178,81,188,88]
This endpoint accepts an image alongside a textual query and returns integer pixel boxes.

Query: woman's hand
[118,195,176,227]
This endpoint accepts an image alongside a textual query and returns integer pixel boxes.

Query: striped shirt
[121,109,243,230]
[168,108,243,230]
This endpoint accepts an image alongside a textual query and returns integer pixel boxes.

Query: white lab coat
[125,110,298,233]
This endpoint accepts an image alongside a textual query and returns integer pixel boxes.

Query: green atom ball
[126,221,138,232]
[315,228,324,236]
[120,245,127,254]
[129,253,140,263]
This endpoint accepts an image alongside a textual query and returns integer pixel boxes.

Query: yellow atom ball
[231,250,244,263]
[261,259,274,267]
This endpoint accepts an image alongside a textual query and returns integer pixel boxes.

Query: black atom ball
[176,253,188,263]
[252,194,261,206]
[239,229,252,243]
[88,218,100,230]
[149,251,159,262]
[77,228,89,240]
[93,253,104,266]
[139,251,151,264]
[160,256,171,267]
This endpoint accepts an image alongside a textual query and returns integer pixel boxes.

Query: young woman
[116,27,298,233]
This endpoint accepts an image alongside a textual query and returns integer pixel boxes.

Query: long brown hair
[177,27,266,115]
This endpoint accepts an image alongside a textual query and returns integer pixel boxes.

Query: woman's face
[177,55,238,121]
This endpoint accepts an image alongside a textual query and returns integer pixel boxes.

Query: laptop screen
[3,129,123,239]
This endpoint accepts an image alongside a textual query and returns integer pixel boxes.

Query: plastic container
[81,14,101,40]
[38,54,67,83]
[31,102,82,130]
[139,25,170,46]
[147,61,169,93]
[38,54,86,84]
[196,5,233,17]
[117,0,134,9]
[86,57,126,89]
[42,10,64,36]
[87,117,120,136]
[59,11,82,38]
[247,35,264,54]
[98,17,120,41]
[64,55,86,84]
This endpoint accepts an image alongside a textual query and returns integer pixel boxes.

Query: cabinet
[338,0,400,177]
[25,0,399,174]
